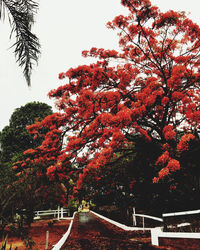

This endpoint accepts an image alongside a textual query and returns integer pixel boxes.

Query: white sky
[0,0,200,131]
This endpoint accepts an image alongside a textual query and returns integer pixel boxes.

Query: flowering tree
[74,137,161,209]
[17,0,200,203]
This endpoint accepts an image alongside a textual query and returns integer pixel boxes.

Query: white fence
[34,208,70,220]
[163,208,200,218]
[52,212,77,250]
[90,210,154,230]
[151,227,200,246]
[151,208,200,246]
[133,213,163,230]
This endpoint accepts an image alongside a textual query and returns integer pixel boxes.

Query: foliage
[0,235,7,250]
[0,101,53,162]
[0,0,40,85]
[23,236,35,249]
[66,198,78,211]
[0,227,35,249]
[0,235,17,250]
[0,160,16,234]
[77,138,164,211]
[0,102,54,233]
[17,0,200,210]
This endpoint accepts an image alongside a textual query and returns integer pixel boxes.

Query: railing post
[133,207,137,226]
[142,216,145,232]
[151,227,162,246]
[61,207,64,219]
[57,206,60,220]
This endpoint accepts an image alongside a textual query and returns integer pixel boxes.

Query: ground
[61,212,170,249]
[1,212,200,249]
[0,219,70,249]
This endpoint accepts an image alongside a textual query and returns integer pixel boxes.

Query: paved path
[61,212,163,249]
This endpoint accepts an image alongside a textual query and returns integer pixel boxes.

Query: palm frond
[0,1,5,20]
[1,0,41,86]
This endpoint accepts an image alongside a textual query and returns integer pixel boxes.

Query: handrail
[163,209,200,217]
[52,211,77,250]
[134,213,163,222]
[151,227,200,246]
[90,210,152,230]
[34,208,69,213]
[35,211,69,215]
[34,208,70,219]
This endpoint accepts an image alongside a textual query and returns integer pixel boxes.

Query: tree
[0,102,55,229]
[0,159,66,231]
[0,0,40,85]
[0,101,53,162]
[75,137,163,211]
[18,0,200,207]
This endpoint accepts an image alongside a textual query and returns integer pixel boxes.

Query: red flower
[156,151,170,166]
[166,159,180,172]
[152,177,159,183]
[163,125,176,141]
[46,165,56,180]
[58,72,66,79]
[177,134,195,152]
[158,167,169,179]
[161,97,169,105]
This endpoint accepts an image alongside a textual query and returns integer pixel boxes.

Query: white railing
[133,214,163,222]
[162,208,200,231]
[163,208,200,217]
[151,208,200,246]
[133,213,163,231]
[151,227,200,246]
[90,210,153,230]
[34,208,70,220]
[52,211,77,250]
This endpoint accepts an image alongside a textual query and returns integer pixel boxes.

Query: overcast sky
[0,0,200,131]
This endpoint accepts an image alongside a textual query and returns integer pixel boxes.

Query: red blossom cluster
[177,134,195,152]
[155,149,180,181]
[163,125,176,141]
[166,159,180,172]
[156,151,171,166]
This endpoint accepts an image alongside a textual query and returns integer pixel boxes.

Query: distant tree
[0,102,53,162]
[0,102,54,230]
[0,0,40,85]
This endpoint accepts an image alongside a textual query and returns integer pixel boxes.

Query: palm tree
[0,0,40,86]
